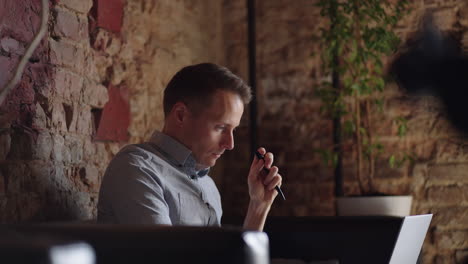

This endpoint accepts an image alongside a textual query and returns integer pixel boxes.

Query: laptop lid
[389,214,433,264]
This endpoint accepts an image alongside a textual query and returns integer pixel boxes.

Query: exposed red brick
[0,55,17,88]
[0,0,42,43]
[0,76,36,128]
[94,85,130,141]
[91,0,124,33]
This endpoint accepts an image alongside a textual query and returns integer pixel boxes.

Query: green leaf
[396,116,408,137]
[332,153,339,167]
[374,143,384,154]
[389,155,396,168]
[351,83,360,91]
[374,98,384,112]
[343,120,356,136]
[375,77,385,91]
[315,0,410,171]
[314,148,339,168]
[359,127,367,135]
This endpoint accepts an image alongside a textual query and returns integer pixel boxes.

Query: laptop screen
[389,214,433,264]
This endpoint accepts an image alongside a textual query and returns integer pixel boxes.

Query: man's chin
[197,153,223,168]
[205,158,218,168]
[207,159,217,167]
[196,159,216,169]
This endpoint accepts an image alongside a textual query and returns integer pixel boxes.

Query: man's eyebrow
[220,123,240,130]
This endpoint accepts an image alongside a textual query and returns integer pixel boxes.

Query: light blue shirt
[97,131,222,226]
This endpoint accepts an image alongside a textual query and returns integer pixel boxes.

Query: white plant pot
[336,195,413,217]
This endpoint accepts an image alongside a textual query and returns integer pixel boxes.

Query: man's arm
[243,147,282,231]
[98,151,172,225]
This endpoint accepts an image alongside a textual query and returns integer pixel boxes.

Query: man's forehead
[203,90,244,122]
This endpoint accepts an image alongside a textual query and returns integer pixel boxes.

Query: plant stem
[355,96,365,194]
[365,99,375,192]
[330,0,344,198]
[352,0,366,195]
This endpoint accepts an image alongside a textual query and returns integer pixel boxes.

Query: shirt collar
[149,131,209,177]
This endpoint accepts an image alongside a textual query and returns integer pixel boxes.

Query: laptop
[389,214,433,264]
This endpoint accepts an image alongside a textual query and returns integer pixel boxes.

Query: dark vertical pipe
[331,2,344,198]
[247,0,258,156]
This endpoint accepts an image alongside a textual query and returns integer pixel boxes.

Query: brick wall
[0,0,224,222]
[0,0,99,221]
[1,0,467,262]
[218,0,468,263]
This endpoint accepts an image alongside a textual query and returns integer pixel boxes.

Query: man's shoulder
[111,142,173,173]
[111,143,151,163]
[116,143,152,157]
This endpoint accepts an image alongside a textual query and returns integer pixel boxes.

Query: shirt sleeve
[98,150,172,225]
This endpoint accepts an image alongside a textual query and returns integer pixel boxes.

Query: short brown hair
[163,63,252,117]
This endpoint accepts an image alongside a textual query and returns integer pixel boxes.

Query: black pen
[254,150,286,200]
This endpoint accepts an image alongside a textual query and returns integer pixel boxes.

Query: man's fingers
[249,148,267,180]
[266,174,282,191]
[250,147,279,184]
[263,166,278,185]
[264,152,274,169]
[256,147,266,156]
[250,150,264,168]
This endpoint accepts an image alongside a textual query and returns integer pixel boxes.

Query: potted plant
[315,0,413,216]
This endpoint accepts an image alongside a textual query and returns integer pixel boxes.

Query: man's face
[184,90,244,168]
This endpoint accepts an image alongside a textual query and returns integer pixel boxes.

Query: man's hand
[243,147,282,231]
[248,147,282,204]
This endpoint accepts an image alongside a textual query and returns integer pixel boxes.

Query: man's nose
[222,131,234,150]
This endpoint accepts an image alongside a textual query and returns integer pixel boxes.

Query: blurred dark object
[391,14,468,134]
[3,224,268,264]
[0,227,95,264]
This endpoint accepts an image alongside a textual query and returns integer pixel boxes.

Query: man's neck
[161,125,185,147]
[161,126,209,172]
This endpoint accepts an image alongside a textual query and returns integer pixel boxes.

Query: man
[97,63,282,231]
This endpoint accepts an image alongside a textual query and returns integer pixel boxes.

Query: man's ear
[172,101,189,127]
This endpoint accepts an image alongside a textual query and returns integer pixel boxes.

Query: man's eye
[216,126,225,131]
